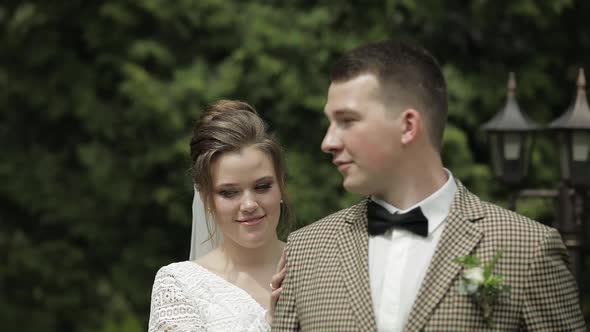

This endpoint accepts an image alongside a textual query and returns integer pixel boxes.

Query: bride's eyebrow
[255,176,275,183]
[215,183,238,189]
[214,177,274,189]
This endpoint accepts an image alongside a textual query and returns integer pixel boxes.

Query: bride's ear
[198,191,210,212]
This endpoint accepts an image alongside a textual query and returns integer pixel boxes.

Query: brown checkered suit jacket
[273,180,586,331]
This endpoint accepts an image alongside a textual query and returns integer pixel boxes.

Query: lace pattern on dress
[149,261,270,332]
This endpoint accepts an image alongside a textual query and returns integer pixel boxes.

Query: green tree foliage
[1,0,588,330]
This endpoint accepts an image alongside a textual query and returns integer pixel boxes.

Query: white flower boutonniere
[454,250,510,327]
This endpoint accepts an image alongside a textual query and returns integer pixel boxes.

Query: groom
[272,41,586,331]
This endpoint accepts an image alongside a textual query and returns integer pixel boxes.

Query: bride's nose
[240,193,259,213]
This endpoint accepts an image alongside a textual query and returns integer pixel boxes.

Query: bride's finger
[271,287,283,302]
[270,267,286,290]
[276,248,286,273]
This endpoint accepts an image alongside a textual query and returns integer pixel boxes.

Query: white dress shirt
[368,170,457,332]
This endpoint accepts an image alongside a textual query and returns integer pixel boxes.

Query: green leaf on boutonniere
[483,250,503,279]
[453,254,480,268]
[455,250,510,327]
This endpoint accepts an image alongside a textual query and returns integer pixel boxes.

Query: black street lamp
[548,69,590,287]
[482,72,540,188]
[549,69,590,188]
[482,68,590,291]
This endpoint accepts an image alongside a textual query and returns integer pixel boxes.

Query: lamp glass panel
[489,133,502,176]
[560,133,570,179]
[522,134,532,175]
[572,131,590,162]
[504,133,521,160]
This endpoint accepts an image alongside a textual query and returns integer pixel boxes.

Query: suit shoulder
[454,180,554,239]
[478,199,555,239]
[288,199,366,243]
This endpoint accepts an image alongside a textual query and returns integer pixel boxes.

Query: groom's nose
[321,124,341,154]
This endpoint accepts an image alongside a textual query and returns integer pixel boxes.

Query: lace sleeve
[245,310,271,332]
[148,267,206,332]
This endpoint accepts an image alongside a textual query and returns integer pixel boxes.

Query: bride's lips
[236,215,265,226]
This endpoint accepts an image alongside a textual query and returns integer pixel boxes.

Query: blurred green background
[1,0,589,331]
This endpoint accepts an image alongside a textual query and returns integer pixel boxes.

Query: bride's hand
[266,249,287,324]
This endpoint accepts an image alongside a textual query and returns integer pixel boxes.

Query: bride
[149,100,289,331]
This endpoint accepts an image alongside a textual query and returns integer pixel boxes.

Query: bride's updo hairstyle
[189,100,291,236]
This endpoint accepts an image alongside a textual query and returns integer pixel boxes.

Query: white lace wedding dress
[148,261,270,332]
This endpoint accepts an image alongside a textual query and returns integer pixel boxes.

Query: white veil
[189,187,223,260]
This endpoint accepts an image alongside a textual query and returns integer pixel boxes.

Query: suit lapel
[336,200,377,331]
[404,182,484,332]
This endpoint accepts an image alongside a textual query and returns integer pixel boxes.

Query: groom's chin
[342,178,371,196]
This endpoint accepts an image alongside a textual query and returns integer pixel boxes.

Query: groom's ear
[400,108,421,145]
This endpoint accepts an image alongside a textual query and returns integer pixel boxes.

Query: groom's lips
[334,160,352,172]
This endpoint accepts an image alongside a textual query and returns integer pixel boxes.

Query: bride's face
[209,145,281,249]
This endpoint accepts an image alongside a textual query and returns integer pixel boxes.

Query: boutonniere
[454,250,510,327]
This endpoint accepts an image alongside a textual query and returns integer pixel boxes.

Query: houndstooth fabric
[272,180,586,331]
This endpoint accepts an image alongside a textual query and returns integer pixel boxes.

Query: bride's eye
[219,190,238,198]
[255,183,272,193]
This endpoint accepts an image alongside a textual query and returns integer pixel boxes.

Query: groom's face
[321,73,403,196]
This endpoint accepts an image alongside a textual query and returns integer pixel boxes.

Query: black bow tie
[367,200,429,237]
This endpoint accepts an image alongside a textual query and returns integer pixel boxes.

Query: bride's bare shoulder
[193,248,224,271]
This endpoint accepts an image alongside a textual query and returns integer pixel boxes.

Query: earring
[280,199,283,204]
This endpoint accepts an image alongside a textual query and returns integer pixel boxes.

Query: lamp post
[482,69,590,289]
[548,69,590,285]
[482,72,540,209]
[549,69,590,188]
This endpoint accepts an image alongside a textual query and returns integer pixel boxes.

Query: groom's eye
[338,118,355,127]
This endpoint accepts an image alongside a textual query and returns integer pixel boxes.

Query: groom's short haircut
[330,40,448,151]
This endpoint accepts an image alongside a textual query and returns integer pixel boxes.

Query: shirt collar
[371,169,457,235]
